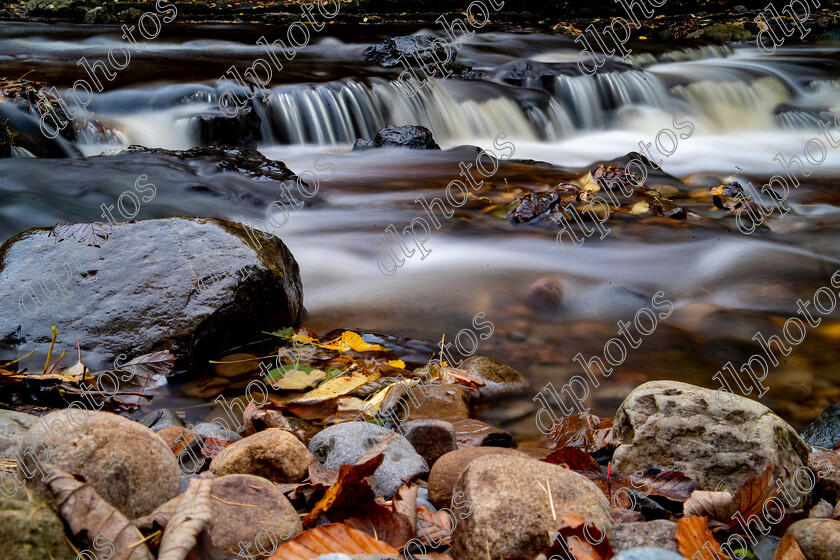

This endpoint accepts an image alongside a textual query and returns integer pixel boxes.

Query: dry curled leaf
[52,221,112,247]
[676,516,730,560]
[732,462,779,521]
[545,412,614,454]
[541,447,602,474]
[44,466,154,560]
[268,522,397,560]
[775,534,807,560]
[158,478,213,560]
[544,514,615,560]
[684,491,738,522]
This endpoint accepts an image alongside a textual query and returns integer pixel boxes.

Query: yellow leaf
[267,368,326,391]
[327,331,388,353]
[630,202,650,214]
[359,378,419,418]
[290,369,379,403]
[387,359,405,368]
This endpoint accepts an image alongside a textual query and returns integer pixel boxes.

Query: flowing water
[2,22,840,439]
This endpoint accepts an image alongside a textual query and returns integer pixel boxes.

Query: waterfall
[258,78,574,146]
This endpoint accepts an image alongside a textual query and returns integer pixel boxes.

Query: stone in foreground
[450,455,612,560]
[209,428,311,483]
[611,381,811,500]
[17,409,179,518]
[0,217,303,372]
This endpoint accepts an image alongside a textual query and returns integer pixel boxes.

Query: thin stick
[129,529,161,548]
[211,495,257,508]
[43,326,57,374]
[45,351,66,376]
[1,350,35,369]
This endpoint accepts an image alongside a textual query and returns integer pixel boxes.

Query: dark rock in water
[25,0,87,19]
[352,138,375,151]
[374,125,440,150]
[83,5,114,23]
[182,105,262,148]
[0,120,10,158]
[140,409,186,432]
[364,35,455,69]
[125,145,306,186]
[0,217,303,373]
[0,79,80,156]
[802,404,840,448]
[459,355,528,399]
[118,7,143,22]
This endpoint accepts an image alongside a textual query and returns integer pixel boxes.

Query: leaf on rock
[545,412,614,454]
[287,368,378,414]
[732,462,779,522]
[266,365,327,390]
[268,523,397,560]
[302,453,385,527]
[775,535,807,560]
[541,447,602,474]
[44,466,154,560]
[158,478,213,560]
[676,516,730,560]
[330,331,388,353]
[51,222,112,247]
[113,350,176,384]
[684,491,738,522]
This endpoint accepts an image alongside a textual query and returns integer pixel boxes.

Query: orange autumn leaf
[268,523,397,560]
[677,516,730,560]
[775,535,807,560]
[544,514,614,560]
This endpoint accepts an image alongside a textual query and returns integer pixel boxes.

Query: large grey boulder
[308,422,428,498]
[0,217,302,372]
[364,35,455,69]
[611,381,811,499]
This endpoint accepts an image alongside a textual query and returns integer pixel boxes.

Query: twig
[129,529,161,548]
[45,351,66,376]
[43,326,57,375]
[211,495,257,508]
[61,389,153,398]
[1,350,35,369]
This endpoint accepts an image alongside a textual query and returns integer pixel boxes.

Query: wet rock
[697,23,754,42]
[0,410,37,457]
[181,105,262,148]
[0,120,11,158]
[509,190,561,223]
[372,125,440,150]
[450,455,612,560]
[125,145,309,186]
[0,217,303,372]
[118,7,143,21]
[612,381,811,501]
[448,418,513,448]
[153,474,301,556]
[209,428,311,483]
[25,0,87,19]
[810,499,834,518]
[460,355,528,399]
[406,384,471,421]
[802,404,840,449]
[612,548,688,560]
[785,518,840,560]
[83,6,114,23]
[308,422,428,498]
[191,422,242,443]
[526,276,564,312]
[401,420,457,468]
[811,452,840,505]
[140,408,185,432]
[428,447,531,509]
[0,492,76,560]
[352,138,375,151]
[213,353,259,378]
[611,520,680,553]
[364,35,455,69]
[18,409,180,518]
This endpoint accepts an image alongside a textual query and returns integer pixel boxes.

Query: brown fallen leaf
[677,516,730,560]
[541,447,602,474]
[775,534,807,560]
[731,462,779,521]
[684,491,738,522]
[243,400,306,442]
[345,502,414,549]
[302,454,384,527]
[544,514,615,560]
[158,478,213,560]
[544,412,614,454]
[268,522,397,560]
[44,466,154,560]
